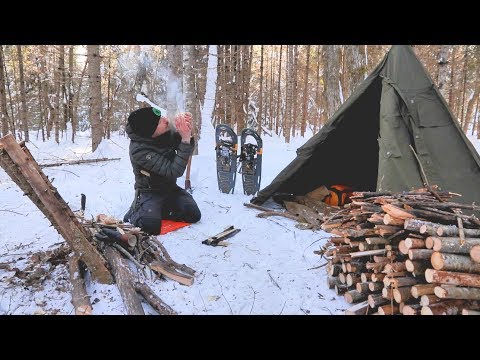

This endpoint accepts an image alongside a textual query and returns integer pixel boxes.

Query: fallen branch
[39,157,121,168]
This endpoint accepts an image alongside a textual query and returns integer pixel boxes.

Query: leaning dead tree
[0,134,195,315]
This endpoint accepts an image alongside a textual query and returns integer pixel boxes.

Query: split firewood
[149,261,194,286]
[431,252,480,274]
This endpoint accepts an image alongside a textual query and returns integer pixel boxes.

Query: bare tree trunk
[314,45,321,133]
[59,45,67,135]
[345,45,366,99]
[323,45,342,119]
[53,46,62,144]
[465,63,480,134]
[437,45,450,100]
[257,45,264,134]
[72,57,88,143]
[88,45,103,152]
[37,76,45,141]
[67,46,74,130]
[301,45,310,137]
[16,45,28,142]
[460,47,470,131]
[0,45,11,137]
[284,45,293,143]
[448,46,459,109]
[275,45,283,135]
[268,45,275,130]
[183,45,198,154]
[213,45,225,126]
[291,45,299,138]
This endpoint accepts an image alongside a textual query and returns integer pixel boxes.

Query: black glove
[94,228,121,243]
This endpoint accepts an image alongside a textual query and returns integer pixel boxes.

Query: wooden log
[378,304,400,315]
[471,245,480,263]
[405,259,429,276]
[405,238,426,249]
[408,249,434,261]
[431,252,480,274]
[374,255,396,263]
[383,262,407,273]
[425,236,435,249]
[375,225,403,237]
[356,282,371,293]
[367,213,386,225]
[104,246,144,315]
[366,237,390,245]
[0,135,112,284]
[462,309,480,315]
[425,269,480,288]
[327,276,342,289]
[387,276,419,288]
[335,284,349,295]
[344,290,368,304]
[420,294,442,306]
[368,282,384,292]
[328,264,342,276]
[360,273,372,282]
[366,261,388,272]
[350,249,386,258]
[381,204,415,220]
[435,285,480,300]
[149,261,194,286]
[338,272,347,284]
[371,273,386,282]
[421,299,480,315]
[358,243,379,252]
[382,272,410,288]
[368,293,389,308]
[329,237,349,245]
[346,273,361,287]
[345,300,370,315]
[347,261,366,273]
[411,284,437,298]
[383,214,405,226]
[432,237,480,254]
[382,287,393,299]
[398,240,409,255]
[393,286,413,303]
[341,262,348,273]
[420,222,444,237]
[402,304,422,315]
[437,226,480,238]
[68,255,92,315]
[133,281,176,315]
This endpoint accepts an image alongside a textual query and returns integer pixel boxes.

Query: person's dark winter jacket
[126,122,194,193]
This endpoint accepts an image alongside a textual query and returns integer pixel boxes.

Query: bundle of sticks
[321,186,480,315]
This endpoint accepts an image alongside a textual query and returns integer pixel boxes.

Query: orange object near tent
[323,185,354,207]
[160,219,191,235]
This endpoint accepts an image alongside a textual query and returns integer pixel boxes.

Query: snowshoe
[239,128,262,195]
[215,124,238,194]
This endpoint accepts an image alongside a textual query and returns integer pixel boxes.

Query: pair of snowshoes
[215,124,262,195]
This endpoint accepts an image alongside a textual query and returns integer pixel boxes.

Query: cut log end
[471,245,480,263]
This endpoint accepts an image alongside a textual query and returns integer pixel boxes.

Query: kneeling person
[124,107,201,235]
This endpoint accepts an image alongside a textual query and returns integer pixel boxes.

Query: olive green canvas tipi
[253,45,480,206]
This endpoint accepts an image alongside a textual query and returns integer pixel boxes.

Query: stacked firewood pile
[322,187,480,315]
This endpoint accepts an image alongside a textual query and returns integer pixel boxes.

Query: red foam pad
[160,219,191,235]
